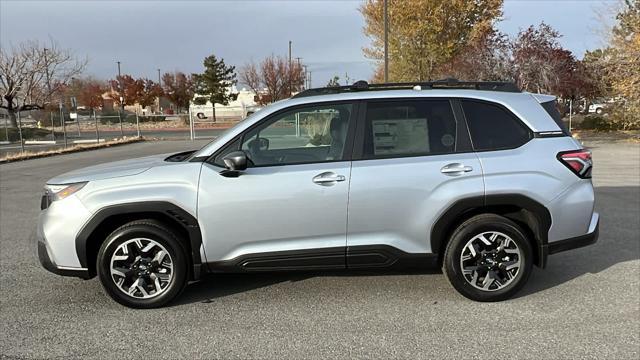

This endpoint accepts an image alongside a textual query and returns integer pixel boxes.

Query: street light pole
[302,65,308,89]
[157,69,162,115]
[384,0,389,83]
[117,61,124,136]
[117,61,124,111]
[44,48,55,141]
[288,40,292,96]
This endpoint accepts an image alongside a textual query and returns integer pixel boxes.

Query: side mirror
[223,151,248,171]
[220,151,247,177]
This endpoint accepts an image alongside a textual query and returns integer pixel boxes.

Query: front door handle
[312,172,346,186]
[441,163,473,176]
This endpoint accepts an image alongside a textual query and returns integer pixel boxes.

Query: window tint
[541,100,570,135]
[461,100,531,151]
[240,103,353,167]
[363,100,457,158]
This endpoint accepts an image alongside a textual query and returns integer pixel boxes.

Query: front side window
[240,103,353,167]
[461,100,531,151]
[363,100,457,159]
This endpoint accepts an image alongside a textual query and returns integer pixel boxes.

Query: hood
[47,153,173,184]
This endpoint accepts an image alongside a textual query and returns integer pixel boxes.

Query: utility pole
[288,40,292,95]
[383,0,389,83]
[295,57,302,91]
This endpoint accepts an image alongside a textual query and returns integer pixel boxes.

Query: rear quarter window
[461,100,532,151]
[540,100,570,135]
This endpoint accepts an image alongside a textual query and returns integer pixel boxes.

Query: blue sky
[0,0,615,87]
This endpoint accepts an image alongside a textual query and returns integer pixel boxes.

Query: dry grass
[572,130,640,143]
[0,137,145,163]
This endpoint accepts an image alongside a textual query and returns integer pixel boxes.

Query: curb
[0,138,146,164]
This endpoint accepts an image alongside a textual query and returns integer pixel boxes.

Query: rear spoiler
[530,93,556,104]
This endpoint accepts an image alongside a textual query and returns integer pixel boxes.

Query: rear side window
[461,100,531,151]
[363,100,457,158]
[540,100,570,135]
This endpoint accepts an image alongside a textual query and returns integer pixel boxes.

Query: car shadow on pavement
[174,268,442,306]
[175,186,638,305]
[520,186,640,297]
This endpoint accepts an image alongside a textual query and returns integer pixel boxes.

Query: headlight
[44,182,87,202]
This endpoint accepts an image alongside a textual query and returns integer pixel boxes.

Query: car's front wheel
[97,220,188,308]
[442,214,533,302]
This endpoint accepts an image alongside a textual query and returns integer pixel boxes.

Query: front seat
[327,114,349,160]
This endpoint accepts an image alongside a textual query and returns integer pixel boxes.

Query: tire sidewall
[444,218,533,302]
[97,224,188,308]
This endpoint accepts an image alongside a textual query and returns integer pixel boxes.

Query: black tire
[442,214,533,302]
[97,220,189,308]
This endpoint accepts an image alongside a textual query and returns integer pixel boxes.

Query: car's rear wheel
[97,220,188,308]
[442,214,533,302]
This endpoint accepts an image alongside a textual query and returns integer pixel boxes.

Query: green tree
[360,0,503,82]
[161,71,194,113]
[326,75,341,87]
[192,55,237,122]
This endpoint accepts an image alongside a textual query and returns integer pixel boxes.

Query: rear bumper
[541,212,599,266]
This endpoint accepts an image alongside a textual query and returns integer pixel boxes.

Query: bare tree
[0,39,87,127]
[239,61,262,103]
[239,55,304,105]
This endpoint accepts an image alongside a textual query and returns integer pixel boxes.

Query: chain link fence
[1,106,248,157]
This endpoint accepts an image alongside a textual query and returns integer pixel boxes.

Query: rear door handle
[441,163,473,176]
[312,172,346,186]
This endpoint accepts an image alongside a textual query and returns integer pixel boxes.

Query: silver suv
[36,80,599,308]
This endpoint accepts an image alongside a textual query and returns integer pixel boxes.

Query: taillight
[557,149,592,178]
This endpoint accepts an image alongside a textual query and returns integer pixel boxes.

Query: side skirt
[204,245,438,273]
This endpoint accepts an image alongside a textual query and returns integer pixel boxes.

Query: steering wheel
[245,137,269,163]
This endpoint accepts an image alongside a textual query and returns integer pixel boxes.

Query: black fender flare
[430,194,552,267]
[75,201,203,278]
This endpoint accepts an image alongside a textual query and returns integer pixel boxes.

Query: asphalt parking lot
[1,139,638,359]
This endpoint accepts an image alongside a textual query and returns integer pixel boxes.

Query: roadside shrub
[4,128,62,142]
[97,111,148,124]
[608,101,640,130]
[578,116,613,131]
[578,103,640,131]
[138,116,166,123]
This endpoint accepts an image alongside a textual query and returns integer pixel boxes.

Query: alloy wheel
[459,231,522,292]
[109,238,173,299]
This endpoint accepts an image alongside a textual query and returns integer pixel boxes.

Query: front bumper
[37,240,90,279]
[36,205,91,279]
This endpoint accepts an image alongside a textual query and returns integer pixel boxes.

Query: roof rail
[292,78,520,98]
